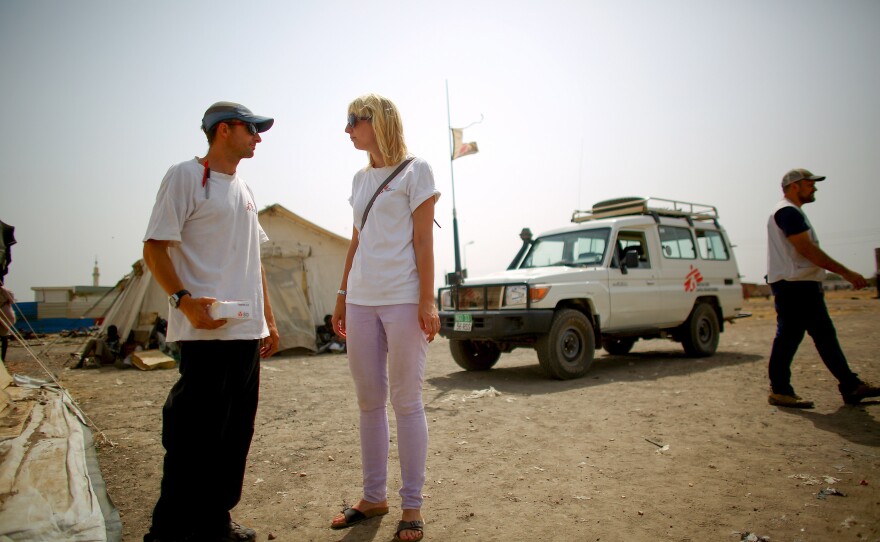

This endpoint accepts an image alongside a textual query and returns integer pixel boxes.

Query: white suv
[438,197,749,380]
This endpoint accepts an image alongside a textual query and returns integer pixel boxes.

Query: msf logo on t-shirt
[245,201,257,214]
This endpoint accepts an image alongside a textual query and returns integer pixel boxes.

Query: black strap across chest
[360,158,414,230]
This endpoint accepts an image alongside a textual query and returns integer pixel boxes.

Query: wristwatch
[169,289,191,309]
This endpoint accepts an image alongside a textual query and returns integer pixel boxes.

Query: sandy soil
[5,290,879,542]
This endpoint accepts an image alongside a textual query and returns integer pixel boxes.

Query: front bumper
[439,309,555,340]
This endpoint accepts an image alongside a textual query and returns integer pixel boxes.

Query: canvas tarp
[261,245,317,352]
[0,370,121,541]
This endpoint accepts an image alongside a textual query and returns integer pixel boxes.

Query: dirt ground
[4,290,879,542]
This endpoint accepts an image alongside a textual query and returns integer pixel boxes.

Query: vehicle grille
[455,286,504,310]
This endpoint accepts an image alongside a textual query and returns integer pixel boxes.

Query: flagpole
[446,79,463,284]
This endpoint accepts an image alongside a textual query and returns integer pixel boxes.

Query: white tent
[98,260,166,346]
[259,204,350,351]
[100,204,349,354]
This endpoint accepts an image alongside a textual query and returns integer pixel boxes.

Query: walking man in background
[142,102,280,542]
[766,168,879,408]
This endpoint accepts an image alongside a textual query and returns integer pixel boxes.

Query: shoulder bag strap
[360,158,414,230]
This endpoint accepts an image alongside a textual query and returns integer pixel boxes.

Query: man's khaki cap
[782,168,826,188]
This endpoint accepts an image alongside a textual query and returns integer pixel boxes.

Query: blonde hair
[348,93,408,168]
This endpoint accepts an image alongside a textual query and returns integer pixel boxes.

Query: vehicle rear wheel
[449,339,502,371]
[602,337,636,355]
[536,309,595,380]
[681,302,719,357]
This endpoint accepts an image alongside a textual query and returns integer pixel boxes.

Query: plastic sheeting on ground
[0,381,121,541]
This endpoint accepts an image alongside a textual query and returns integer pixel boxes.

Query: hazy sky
[2,0,879,300]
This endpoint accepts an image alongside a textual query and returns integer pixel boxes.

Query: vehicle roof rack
[571,197,719,225]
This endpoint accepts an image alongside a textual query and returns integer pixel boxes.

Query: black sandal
[330,506,389,530]
[393,519,424,542]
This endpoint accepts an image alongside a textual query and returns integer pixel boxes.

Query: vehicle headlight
[504,285,528,307]
[440,289,453,310]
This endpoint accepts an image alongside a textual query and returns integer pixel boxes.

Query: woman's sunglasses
[347,113,372,129]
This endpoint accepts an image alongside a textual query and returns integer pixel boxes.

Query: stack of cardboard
[131,349,176,371]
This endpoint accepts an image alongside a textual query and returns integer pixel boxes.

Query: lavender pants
[345,303,428,510]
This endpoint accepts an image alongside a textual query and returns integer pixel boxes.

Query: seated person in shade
[316,314,346,354]
[73,325,121,368]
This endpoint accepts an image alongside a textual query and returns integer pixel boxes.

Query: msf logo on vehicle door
[684,265,703,292]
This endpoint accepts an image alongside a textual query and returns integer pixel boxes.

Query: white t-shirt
[143,158,269,342]
[766,198,825,283]
[346,157,440,306]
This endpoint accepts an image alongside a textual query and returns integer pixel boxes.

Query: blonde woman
[330,94,439,542]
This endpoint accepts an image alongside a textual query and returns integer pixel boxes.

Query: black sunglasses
[347,113,372,129]
[224,120,258,135]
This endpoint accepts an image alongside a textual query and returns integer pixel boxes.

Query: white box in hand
[209,300,253,320]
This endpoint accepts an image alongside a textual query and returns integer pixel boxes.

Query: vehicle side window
[658,226,696,259]
[612,231,651,269]
[696,229,730,260]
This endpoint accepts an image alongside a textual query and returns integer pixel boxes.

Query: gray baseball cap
[782,168,826,188]
[201,101,274,133]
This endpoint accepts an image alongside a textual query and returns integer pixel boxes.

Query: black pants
[147,340,261,540]
[768,281,860,396]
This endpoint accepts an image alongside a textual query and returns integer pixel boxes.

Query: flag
[451,128,479,160]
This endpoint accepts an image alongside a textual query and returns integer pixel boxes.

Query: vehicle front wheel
[681,302,719,357]
[602,337,636,355]
[536,309,595,380]
[449,339,502,371]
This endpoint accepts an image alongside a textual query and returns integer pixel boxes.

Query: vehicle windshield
[520,227,611,268]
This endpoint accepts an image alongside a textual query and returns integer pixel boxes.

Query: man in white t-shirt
[142,102,280,542]
[766,168,878,409]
